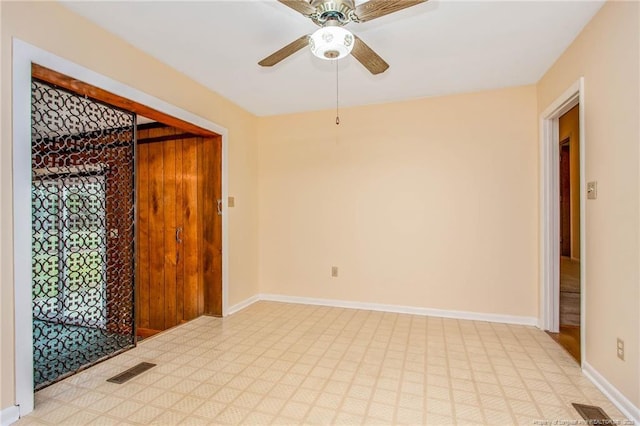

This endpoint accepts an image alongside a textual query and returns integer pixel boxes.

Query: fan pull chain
[335,60,340,125]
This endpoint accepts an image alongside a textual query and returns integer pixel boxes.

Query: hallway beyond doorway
[549,256,581,364]
[560,257,580,327]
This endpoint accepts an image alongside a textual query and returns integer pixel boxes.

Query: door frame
[12,39,230,416]
[539,78,586,365]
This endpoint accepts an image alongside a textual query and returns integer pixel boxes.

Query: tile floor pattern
[17,301,627,425]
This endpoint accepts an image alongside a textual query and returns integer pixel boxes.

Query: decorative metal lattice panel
[31,79,136,389]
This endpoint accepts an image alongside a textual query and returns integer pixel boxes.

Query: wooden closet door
[136,128,182,335]
[147,138,166,331]
[137,127,182,334]
[161,138,180,329]
[136,127,222,337]
[136,140,150,331]
[182,135,222,319]
[201,136,222,316]
[181,137,200,322]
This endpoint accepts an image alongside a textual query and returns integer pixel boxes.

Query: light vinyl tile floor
[17,301,627,425]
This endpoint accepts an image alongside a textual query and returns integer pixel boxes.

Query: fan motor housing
[310,0,355,25]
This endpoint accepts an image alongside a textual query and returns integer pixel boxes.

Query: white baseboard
[0,406,20,426]
[583,362,640,423]
[259,293,538,326]
[225,294,259,316]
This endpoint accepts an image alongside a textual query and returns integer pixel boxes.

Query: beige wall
[559,105,581,259]
[538,0,640,407]
[0,1,260,410]
[258,86,539,318]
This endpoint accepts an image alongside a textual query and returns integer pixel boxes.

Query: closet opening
[136,122,222,338]
[29,64,222,389]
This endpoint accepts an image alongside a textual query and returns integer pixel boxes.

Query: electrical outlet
[331,266,338,277]
[617,338,624,361]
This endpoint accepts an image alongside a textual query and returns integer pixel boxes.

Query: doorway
[539,79,585,367]
[12,42,228,415]
[548,105,581,363]
[30,67,223,369]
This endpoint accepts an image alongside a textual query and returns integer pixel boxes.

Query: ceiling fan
[259,0,427,75]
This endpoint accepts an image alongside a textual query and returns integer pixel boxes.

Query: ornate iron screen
[31,79,136,389]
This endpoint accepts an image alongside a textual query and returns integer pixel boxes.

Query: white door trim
[538,78,586,365]
[12,38,230,417]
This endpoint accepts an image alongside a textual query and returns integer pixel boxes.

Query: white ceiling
[61,0,604,117]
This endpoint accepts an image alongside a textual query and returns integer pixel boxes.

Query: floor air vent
[107,362,156,384]
[572,403,611,422]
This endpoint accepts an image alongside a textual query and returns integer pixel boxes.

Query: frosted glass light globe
[309,26,354,60]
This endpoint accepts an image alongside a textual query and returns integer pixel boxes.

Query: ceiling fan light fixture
[309,26,354,60]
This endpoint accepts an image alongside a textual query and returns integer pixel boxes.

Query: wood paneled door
[559,140,571,258]
[136,124,222,337]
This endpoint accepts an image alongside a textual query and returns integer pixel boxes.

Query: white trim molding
[12,39,230,417]
[583,362,640,424]
[226,295,260,316]
[259,294,539,326]
[0,406,20,426]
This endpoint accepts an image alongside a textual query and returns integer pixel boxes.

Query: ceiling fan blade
[278,0,316,16]
[352,36,389,75]
[259,35,310,67]
[354,0,427,22]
